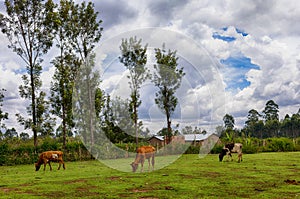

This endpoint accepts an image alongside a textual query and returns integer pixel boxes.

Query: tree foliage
[119,36,150,145]
[263,100,279,121]
[152,45,185,139]
[0,0,56,148]
[0,89,9,136]
[68,1,103,61]
[50,0,81,148]
[73,53,100,147]
[223,114,235,130]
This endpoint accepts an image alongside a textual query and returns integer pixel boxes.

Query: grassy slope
[0,152,299,199]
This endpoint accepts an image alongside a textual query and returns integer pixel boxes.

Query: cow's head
[35,163,41,171]
[130,162,138,172]
[219,148,228,162]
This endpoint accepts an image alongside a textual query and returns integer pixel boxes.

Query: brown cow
[35,151,66,171]
[131,146,155,172]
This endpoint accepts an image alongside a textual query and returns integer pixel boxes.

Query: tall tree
[50,0,80,149]
[281,114,292,137]
[119,36,150,146]
[152,45,185,142]
[223,114,235,130]
[0,0,56,148]
[222,113,236,141]
[263,100,279,121]
[73,53,100,154]
[290,112,300,138]
[69,1,102,149]
[0,89,9,139]
[69,1,102,61]
[263,100,279,137]
[244,109,261,137]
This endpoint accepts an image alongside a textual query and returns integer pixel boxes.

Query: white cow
[219,143,243,163]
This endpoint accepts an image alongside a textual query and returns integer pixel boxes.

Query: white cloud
[1,0,300,134]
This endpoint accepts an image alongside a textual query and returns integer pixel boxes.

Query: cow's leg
[48,162,52,171]
[58,160,65,170]
[43,160,47,171]
[58,161,61,170]
[147,157,151,172]
[140,154,145,172]
[151,155,155,171]
[238,153,242,163]
[228,152,233,161]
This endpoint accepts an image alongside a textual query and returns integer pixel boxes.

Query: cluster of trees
[0,0,103,150]
[0,0,185,150]
[221,100,300,139]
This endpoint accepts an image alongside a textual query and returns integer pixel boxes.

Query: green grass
[0,152,300,199]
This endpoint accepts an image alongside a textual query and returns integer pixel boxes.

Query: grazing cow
[131,146,155,172]
[35,151,66,171]
[219,143,243,163]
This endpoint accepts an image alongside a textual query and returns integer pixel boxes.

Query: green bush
[184,145,200,154]
[242,145,258,154]
[38,137,61,152]
[0,136,300,166]
[0,143,9,165]
[263,137,295,152]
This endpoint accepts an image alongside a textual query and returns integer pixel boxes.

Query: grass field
[0,152,299,199]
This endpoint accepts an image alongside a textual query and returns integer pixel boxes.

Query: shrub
[263,137,295,152]
[0,143,9,165]
[242,145,258,154]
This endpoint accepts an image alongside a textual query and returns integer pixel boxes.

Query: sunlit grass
[0,152,299,198]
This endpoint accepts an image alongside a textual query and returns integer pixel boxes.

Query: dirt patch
[178,174,193,179]
[64,179,87,184]
[132,189,149,193]
[206,172,220,178]
[284,179,299,185]
[0,187,19,193]
[107,176,123,181]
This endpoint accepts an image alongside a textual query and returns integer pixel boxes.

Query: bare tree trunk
[62,102,66,150]
[134,104,138,146]
[30,66,38,151]
[88,78,94,159]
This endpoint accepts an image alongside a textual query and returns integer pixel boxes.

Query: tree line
[0,0,185,150]
[221,100,300,140]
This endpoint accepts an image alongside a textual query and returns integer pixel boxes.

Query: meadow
[0,152,299,199]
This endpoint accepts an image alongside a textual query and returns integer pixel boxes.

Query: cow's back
[41,151,63,160]
[137,146,155,154]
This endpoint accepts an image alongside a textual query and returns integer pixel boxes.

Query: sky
[0,0,300,135]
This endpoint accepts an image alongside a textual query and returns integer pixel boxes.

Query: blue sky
[1,0,300,134]
[213,27,260,91]
[220,54,260,91]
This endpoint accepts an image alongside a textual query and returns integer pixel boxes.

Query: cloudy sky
[1,0,300,135]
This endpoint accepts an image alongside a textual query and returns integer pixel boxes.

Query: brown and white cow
[35,151,66,171]
[219,143,243,163]
[131,146,155,172]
